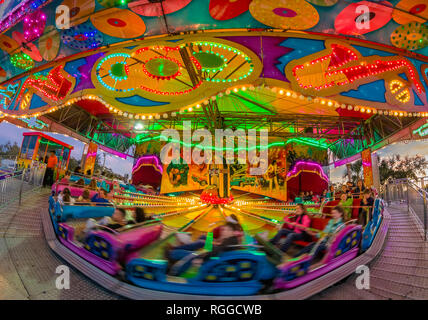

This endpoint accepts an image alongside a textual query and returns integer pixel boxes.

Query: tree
[378,154,428,184]
[342,159,363,184]
[0,142,20,157]
[68,157,80,172]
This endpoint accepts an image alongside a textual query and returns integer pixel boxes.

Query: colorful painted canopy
[0,0,427,84]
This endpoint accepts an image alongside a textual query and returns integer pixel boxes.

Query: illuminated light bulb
[134,123,144,130]
[188,107,193,112]
[327,101,333,107]
[149,115,153,119]
[286,91,291,97]
[360,108,365,113]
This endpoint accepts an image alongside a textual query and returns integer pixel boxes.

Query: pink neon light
[132,155,163,174]
[287,161,329,182]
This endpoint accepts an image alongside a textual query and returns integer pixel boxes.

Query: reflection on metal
[412,120,428,137]
[43,104,134,155]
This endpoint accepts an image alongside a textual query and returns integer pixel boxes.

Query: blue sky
[0,121,133,176]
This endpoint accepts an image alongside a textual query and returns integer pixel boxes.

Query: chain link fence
[0,165,46,208]
[381,178,428,241]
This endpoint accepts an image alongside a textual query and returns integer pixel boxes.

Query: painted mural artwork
[230,146,288,201]
[160,156,209,194]
[361,148,374,188]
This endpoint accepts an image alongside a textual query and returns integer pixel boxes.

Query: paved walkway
[312,203,428,300]
[1,191,427,300]
[0,189,120,300]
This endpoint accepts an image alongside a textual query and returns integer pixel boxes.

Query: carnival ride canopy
[0,0,427,161]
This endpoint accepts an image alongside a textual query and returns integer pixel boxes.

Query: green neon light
[413,121,428,137]
[133,135,329,151]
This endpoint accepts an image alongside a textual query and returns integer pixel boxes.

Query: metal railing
[0,155,17,171]
[381,178,427,241]
[0,165,46,208]
[412,176,428,191]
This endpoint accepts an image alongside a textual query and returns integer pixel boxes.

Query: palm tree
[342,160,363,184]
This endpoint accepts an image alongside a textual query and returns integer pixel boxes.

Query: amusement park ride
[0,0,427,299]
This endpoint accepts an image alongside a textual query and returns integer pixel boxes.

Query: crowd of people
[295,179,375,204]
[269,179,376,256]
[84,206,150,233]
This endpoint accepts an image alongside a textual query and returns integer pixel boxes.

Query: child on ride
[269,203,311,253]
[90,189,111,206]
[167,222,241,274]
[62,193,75,205]
[106,208,128,229]
[88,179,98,190]
[338,193,353,221]
[77,189,91,204]
[134,207,150,223]
[173,214,242,251]
[76,179,85,187]
[58,187,71,204]
[59,171,71,184]
[83,208,128,235]
[358,189,374,225]
[294,206,345,258]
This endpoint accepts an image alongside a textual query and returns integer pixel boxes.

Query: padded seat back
[311,217,330,231]
[117,224,163,252]
[351,198,361,219]
[322,200,339,214]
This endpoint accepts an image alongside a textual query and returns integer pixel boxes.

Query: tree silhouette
[378,154,427,184]
[342,159,363,184]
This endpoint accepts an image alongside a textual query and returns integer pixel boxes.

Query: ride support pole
[423,191,427,241]
[19,169,25,206]
[406,181,410,214]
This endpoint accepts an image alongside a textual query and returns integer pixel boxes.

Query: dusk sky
[329,140,428,184]
[0,121,134,176]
